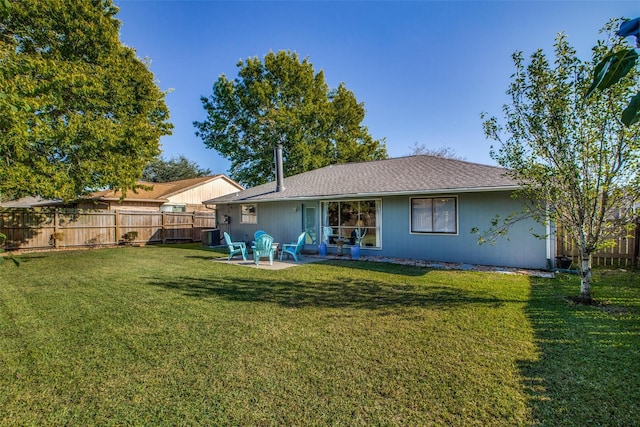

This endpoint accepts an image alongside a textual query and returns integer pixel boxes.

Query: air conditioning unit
[202,228,221,247]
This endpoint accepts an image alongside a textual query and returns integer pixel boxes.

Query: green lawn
[1,244,638,426]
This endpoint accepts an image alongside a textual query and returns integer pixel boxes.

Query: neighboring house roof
[206,155,518,204]
[89,175,243,202]
[1,175,244,208]
[0,196,62,208]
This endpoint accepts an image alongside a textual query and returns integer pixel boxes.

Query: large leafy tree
[142,155,212,183]
[194,50,387,187]
[482,23,640,303]
[0,0,172,201]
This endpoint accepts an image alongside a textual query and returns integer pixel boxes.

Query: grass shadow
[145,270,514,311]
[319,259,429,277]
[519,273,640,426]
[152,245,432,277]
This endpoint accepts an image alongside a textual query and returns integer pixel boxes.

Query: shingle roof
[0,176,244,207]
[0,196,62,208]
[90,175,242,201]
[206,155,518,204]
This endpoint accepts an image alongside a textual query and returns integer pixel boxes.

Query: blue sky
[114,1,638,175]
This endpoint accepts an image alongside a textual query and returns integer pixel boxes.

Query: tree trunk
[579,252,593,304]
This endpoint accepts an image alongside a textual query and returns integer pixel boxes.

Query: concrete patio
[212,254,325,270]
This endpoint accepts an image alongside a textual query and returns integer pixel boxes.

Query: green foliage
[194,50,387,187]
[0,0,172,202]
[586,48,638,98]
[589,46,640,127]
[471,210,537,245]
[142,155,212,182]
[589,17,640,126]
[482,23,640,301]
[622,91,640,126]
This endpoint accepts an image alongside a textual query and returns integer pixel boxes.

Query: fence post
[114,210,120,245]
[634,218,640,266]
[192,212,196,242]
[162,212,166,244]
[53,209,59,249]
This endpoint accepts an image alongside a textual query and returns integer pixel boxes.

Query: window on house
[160,204,186,213]
[321,199,381,247]
[240,204,257,224]
[411,197,457,234]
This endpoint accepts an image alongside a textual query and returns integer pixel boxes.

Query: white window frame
[160,204,186,213]
[410,196,458,235]
[240,203,258,224]
[321,199,382,248]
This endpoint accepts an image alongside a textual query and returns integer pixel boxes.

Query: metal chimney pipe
[275,144,285,192]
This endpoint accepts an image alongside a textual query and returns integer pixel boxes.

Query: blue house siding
[220,190,548,269]
[220,200,312,246]
[369,191,548,269]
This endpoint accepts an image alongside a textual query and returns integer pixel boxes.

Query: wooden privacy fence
[556,219,640,267]
[0,208,218,250]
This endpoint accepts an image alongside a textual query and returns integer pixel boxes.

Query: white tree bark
[580,253,592,303]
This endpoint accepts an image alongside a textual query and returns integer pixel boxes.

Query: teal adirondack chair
[355,228,367,246]
[322,226,333,244]
[253,233,275,266]
[223,232,247,261]
[280,231,306,262]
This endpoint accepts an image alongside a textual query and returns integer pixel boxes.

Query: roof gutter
[209,185,521,204]
[93,197,169,203]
